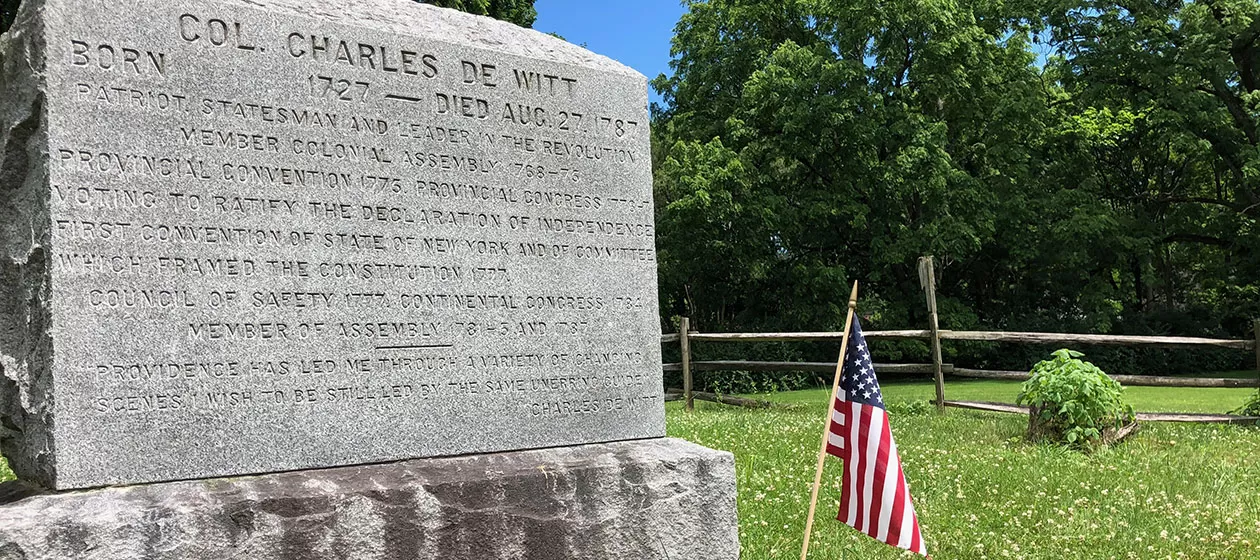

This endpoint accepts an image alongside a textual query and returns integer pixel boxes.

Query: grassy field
[668,380,1260,559]
[0,380,1256,559]
[755,379,1257,414]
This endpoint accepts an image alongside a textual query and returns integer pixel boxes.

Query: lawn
[1,380,1256,560]
[755,379,1258,414]
[668,380,1260,559]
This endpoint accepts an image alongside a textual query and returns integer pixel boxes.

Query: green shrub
[1231,390,1260,416]
[1016,349,1135,446]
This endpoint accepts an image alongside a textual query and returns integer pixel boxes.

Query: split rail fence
[660,319,1260,424]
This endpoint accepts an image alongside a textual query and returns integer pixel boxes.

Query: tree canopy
[422,0,536,27]
[1,0,17,34]
[0,0,537,34]
[653,0,1258,379]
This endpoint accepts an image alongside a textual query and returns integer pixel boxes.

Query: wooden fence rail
[662,319,1260,421]
[951,368,1260,388]
[683,330,932,342]
[664,330,1255,349]
[939,330,1254,349]
[662,361,950,374]
[939,400,1260,424]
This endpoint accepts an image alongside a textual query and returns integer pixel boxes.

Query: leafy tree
[654,0,1051,333]
[1,0,18,34]
[653,0,1257,379]
[423,0,536,28]
[1041,0,1260,331]
[0,1,537,34]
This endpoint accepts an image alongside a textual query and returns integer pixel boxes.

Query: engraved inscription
[43,0,661,487]
[70,40,168,75]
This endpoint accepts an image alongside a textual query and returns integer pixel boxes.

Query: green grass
[668,382,1260,559]
[2,380,1257,560]
[752,379,1257,414]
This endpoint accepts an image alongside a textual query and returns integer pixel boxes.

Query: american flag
[825,317,928,556]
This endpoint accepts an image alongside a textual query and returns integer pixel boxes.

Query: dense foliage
[1,0,17,34]
[1016,349,1135,446]
[422,0,536,27]
[0,1,535,35]
[1231,389,1260,416]
[653,0,1259,379]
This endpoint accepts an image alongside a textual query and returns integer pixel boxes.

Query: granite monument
[2,0,664,490]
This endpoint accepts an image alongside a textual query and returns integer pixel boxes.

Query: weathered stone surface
[0,0,57,489]
[0,438,738,560]
[0,0,662,490]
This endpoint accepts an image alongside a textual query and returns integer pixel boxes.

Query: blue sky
[534,0,687,105]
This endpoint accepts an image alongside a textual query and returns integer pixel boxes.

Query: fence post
[1254,319,1259,380]
[919,257,945,412]
[681,317,694,412]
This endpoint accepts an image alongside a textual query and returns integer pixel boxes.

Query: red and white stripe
[827,394,928,556]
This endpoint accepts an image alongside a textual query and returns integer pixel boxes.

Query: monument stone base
[0,438,738,560]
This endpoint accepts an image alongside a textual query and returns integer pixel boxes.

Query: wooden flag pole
[800,281,860,560]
